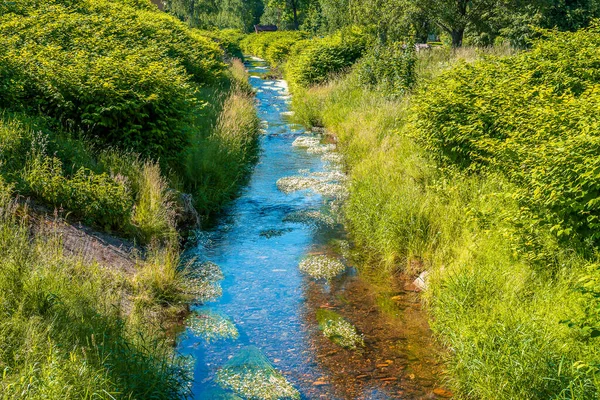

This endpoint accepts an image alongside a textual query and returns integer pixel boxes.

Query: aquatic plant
[216,346,300,400]
[292,136,321,148]
[313,182,348,199]
[316,309,364,350]
[276,176,320,194]
[185,261,225,302]
[298,255,346,280]
[188,311,239,342]
[283,210,336,228]
[259,228,293,238]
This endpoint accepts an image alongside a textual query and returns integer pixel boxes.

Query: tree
[417,0,499,47]
[260,0,312,29]
[165,0,264,31]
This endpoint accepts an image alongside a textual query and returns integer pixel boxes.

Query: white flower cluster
[188,311,239,342]
[216,366,300,400]
[322,318,365,350]
[298,255,346,280]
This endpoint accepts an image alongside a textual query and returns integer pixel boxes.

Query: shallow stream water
[177,58,445,400]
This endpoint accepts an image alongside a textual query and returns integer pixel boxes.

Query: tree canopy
[164,0,600,47]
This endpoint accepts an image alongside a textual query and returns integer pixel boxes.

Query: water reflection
[178,57,444,399]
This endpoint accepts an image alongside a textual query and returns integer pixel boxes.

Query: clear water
[177,58,443,400]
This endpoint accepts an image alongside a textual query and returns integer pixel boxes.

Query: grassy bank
[243,28,600,398]
[0,0,259,397]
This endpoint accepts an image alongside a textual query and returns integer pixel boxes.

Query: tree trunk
[451,28,464,47]
[290,0,299,30]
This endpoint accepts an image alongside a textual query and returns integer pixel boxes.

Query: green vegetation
[240,28,369,87]
[167,0,600,50]
[0,0,259,397]
[253,20,600,400]
[0,196,190,399]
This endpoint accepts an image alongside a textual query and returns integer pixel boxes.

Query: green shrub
[354,43,417,97]
[24,156,133,230]
[0,0,225,162]
[414,24,600,247]
[240,31,309,66]
[286,27,369,87]
[200,29,246,58]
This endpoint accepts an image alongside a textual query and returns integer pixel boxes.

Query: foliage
[0,197,191,399]
[0,0,225,163]
[240,31,309,66]
[415,25,600,247]
[131,161,178,245]
[290,26,600,398]
[354,42,417,97]
[24,156,133,231]
[285,27,369,87]
[166,0,264,32]
[184,86,260,214]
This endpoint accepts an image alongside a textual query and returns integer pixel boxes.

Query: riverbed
[177,57,444,400]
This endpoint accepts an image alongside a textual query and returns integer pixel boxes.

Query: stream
[177,58,445,400]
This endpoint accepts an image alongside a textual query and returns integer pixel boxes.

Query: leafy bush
[0,0,224,162]
[285,27,370,87]
[201,28,246,58]
[415,24,600,247]
[240,31,309,66]
[24,156,133,230]
[354,43,417,97]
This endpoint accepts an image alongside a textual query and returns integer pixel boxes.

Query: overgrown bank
[241,27,600,398]
[0,0,258,398]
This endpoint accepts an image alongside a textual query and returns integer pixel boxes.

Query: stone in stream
[413,270,429,291]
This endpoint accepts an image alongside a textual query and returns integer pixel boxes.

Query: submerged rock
[216,346,300,400]
[299,255,346,280]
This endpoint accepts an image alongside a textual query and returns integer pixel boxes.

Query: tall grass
[290,43,600,398]
[131,161,178,245]
[185,75,259,214]
[0,196,190,399]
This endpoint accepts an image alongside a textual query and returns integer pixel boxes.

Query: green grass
[0,196,190,399]
[289,34,600,398]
